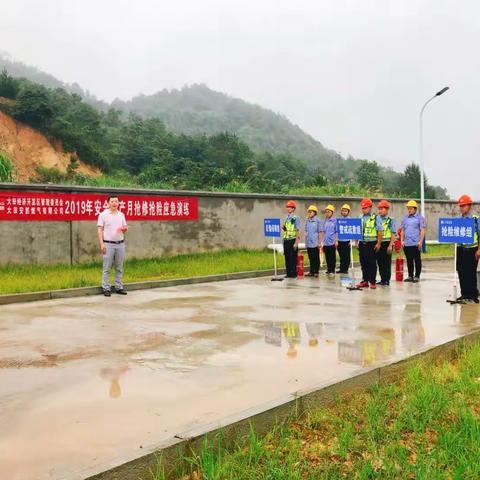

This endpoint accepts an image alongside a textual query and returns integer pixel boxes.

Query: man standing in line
[97,195,129,296]
[320,204,337,276]
[356,198,383,289]
[455,194,480,304]
[282,200,300,279]
[304,205,322,277]
[336,203,351,274]
[400,200,426,283]
[376,200,397,286]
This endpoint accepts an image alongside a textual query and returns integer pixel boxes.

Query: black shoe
[404,277,414,282]
[115,289,128,295]
[103,289,111,297]
[413,277,420,283]
[305,273,315,277]
[467,297,480,304]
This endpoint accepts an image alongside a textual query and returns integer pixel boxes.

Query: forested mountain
[0,52,448,198]
[0,53,349,175]
[112,84,341,166]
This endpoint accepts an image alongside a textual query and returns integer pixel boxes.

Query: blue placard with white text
[337,218,363,241]
[264,218,281,238]
[438,217,475,244]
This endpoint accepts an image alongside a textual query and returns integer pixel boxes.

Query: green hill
[0,53,358,181]
[112,84,340,166]
[0,52,448,198]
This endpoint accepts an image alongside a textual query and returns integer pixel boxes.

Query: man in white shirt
[97,195,128,297]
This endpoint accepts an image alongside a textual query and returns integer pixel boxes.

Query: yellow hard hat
[324,204,335,212]
[307,205,318,213]
[407,200,418,208]
[341,204,351,211]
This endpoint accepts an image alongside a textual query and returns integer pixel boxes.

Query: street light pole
[419,86,450,218]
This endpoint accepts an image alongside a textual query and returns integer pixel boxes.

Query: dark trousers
[337,241,351,272]
[307,247,320,274]
[359,241,377,283]
[457,246,479,299]
[404,246,422,278]
[376,242,392,283]
[283,239,298,277]
[323,245,336,273]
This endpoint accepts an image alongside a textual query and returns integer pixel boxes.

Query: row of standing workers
[281,195,480,304]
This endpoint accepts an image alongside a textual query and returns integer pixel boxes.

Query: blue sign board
[438,217,475,244]
[264,218,281,238]
[337,218,363,241]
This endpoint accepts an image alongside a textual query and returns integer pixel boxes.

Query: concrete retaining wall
[0,183,460,265]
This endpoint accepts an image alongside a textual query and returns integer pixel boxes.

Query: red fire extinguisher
[395,231,404,282]
[297,253,304,278]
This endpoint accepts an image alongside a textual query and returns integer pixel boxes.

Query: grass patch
[154,340,480,479]
[0,249,273,294]
[0,244,452,295]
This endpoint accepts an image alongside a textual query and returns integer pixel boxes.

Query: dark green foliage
[356,160,383,191]
[399,163,422,197]
[0,68,20,99]
[398,163,446,200]
[14,83,55,129]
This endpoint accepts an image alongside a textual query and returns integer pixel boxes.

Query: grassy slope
[0,245,453,295]
[157,340,480,480]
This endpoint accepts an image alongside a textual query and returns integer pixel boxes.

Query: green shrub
[0,151,16,181]
[32,166,66,184]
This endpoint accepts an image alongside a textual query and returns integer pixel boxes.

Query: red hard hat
[285,200,297,208]
[378,200,391,209]
[458,194,473,206]
[360,198,373,208]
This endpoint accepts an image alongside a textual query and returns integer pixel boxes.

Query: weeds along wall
[0,183,459,265]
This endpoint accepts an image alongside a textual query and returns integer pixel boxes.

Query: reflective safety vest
[362,214,378,242]
[460,215,479,248]
[381,216,393,242]
[283,322,300,341]
[283,215,299,240]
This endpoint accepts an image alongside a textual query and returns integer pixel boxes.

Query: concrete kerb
[84,329,480,480]
[0,256,453,306]
[0,268,286,305]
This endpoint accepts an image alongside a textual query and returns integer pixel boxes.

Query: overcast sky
[1,0,479,197]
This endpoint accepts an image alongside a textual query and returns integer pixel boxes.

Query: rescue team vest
[362,213,378,242]
[460,215,479,248]
[283,215,298,240]
[381,217,393,242]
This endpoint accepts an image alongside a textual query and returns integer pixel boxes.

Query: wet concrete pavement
[1,261,479,480]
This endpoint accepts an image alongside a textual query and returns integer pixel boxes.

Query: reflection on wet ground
[0,261,479,479]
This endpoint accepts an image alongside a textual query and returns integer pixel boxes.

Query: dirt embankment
[0,107,101,182]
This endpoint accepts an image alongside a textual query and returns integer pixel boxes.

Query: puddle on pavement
[1,262,480,480]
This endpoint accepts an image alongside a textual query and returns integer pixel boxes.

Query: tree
[14,83,55,129]
[397,163,444,199]
[398,163,421,197]
[0,68,20,99]
[355,160,383,191]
